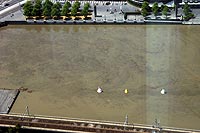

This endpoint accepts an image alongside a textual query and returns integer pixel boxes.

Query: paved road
[0,0,25,20]
[0,0,23,11]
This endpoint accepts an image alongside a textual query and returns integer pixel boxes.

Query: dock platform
[0,88,20,114]
[0,114,199,133]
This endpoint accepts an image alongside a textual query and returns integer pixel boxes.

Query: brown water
[0,25,200,129]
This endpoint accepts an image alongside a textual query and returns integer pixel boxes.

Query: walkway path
[0,114,199,133]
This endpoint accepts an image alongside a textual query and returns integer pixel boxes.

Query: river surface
[0,25,200,129]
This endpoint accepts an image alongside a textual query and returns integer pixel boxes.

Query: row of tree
[141,1,169,18]
[141,1,194,20]
[23,0,91,18]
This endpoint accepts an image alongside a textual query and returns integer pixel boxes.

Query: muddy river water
[0,25,199,129]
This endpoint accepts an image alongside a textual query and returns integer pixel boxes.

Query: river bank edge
[1,19,199,28]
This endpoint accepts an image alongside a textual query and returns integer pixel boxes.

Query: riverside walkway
[0,114,199,133]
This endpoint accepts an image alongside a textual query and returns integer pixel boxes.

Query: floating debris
[27,90,33,93]
[18,87,28,92]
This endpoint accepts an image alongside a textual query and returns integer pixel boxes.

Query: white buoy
[160,89,167,95]
[97,86,103,94]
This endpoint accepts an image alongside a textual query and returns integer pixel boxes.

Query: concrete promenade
[0,114,200,133]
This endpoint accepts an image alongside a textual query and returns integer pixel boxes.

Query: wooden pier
[0,89,20,114]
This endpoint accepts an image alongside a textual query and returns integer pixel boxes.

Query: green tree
[183,3,194,20]
[162,5,168,18]
[141,1,150,11]
[51,7,60,17]
[32,0,42,16]
[61,2,71,16]
[43,8,50,16]
[141,8,148,17]
[81,8,88,18]
[32,7,37,16]
[160,4,165,11]
[183,3,190,16]
[84,2,90,9]
[52,2,62,10]
[152,2,159,17]
[73,1,80,9]
[51,2,61,18]
[42,0,53,10]
[81,3,90,18]
[71,7,77,16]
[66,1,71,8]
[71,1,80,17]
[23,1,33,16]
[42,0,53,16]
[141,1,150,17]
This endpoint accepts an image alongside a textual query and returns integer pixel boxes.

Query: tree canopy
[152,2,159,17]
[162,5,168,18]
[73,1,80,9]
[71,1,80,17]
[23,0,92,19]
[141,1,150,17]
[81,3,90,17]
[23,1,33,16]
[52,2,62,10]
[51,2,61,17]
[61,1,71,16]
[141,1,150,12]
[84,2,90,9]
[183,3,194,20]
[183,3,190,16]
[32,0,42,16]
[42,0,53,16]
[51,7,60,17]
[42,0,53,9]
[71,6,78,16]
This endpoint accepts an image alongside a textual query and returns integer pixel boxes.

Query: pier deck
[0,114,199,133]
[0,89,20,114]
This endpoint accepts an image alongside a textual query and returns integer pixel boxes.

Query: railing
[0,114,199,133]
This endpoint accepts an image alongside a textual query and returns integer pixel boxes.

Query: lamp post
[25,106,30,116]
[124,115,128,130]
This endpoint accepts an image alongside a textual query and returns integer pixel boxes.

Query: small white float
[97,86,103,94]
[160,88,167,95]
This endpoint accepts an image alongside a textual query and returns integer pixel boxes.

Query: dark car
[4,3,9,6]
[106,2,111,5]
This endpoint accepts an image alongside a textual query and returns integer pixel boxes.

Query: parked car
[106,2,110,5]
[4,3,9,7]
